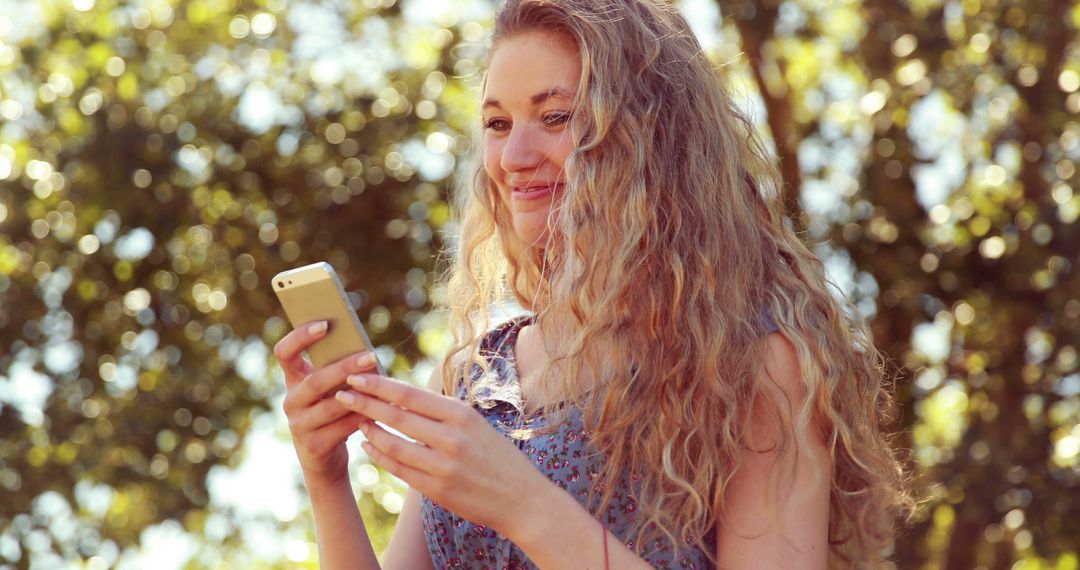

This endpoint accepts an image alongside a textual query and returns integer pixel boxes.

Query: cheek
[547,134,575,172]
[482,140,504,183]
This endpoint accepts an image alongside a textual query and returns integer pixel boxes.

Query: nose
[500,123,543,174]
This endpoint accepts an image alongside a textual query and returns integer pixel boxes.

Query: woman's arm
[284,342,439,570]
[377,365,445,570]
[334,366,657,570]
[507,479,653,569]
[378,488,434,569]
[313,367,443,570]
[715,333,833,569]
[304,473,381,569]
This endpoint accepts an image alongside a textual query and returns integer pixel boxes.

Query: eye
[483,118,510,132]
[541,112,571,127]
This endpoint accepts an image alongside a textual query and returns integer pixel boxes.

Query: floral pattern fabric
[419,313,780,569]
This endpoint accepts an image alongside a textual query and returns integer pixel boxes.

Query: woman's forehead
[484,31,581,103]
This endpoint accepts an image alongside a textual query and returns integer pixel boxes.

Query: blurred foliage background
[0,0,1076,568]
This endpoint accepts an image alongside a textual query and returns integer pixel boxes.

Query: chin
[513,220,547,248]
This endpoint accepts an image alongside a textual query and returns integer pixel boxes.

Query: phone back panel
[272,263,384,374]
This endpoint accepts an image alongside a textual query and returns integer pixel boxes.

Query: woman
[273,0,913,568]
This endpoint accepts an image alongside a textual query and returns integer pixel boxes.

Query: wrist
[505,474,588,553]
[302,469,354,499]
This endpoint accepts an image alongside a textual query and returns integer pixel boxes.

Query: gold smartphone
[271,261,387,378]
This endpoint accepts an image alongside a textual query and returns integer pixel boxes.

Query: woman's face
[482,30,580,250]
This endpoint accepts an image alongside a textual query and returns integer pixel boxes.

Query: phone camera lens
[277,281,284,288]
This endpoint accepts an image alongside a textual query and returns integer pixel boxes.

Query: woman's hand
[334,373,550,534]
[273,320,382,485]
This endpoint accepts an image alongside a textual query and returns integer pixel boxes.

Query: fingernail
[359,421,370,435]
[309,321,328,335]
[347,374,367,388]
[335,391,356,404]
[355,353,377,368]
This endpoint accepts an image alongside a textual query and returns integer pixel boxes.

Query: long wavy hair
[438,0,914,566]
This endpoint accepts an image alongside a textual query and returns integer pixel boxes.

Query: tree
[2,0,1077,567]
[0,0,477,566]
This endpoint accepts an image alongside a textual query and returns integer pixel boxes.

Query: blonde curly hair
[438,0,914,565]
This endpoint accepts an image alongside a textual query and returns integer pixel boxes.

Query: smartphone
[271,261,387,379]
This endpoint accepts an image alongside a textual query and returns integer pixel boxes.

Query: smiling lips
[511,183,563,201]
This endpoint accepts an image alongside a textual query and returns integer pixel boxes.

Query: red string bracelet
[601,521,609,570]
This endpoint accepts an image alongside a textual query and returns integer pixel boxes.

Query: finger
[290,396,360,435]
[301,350,381,401]
[279,353,314,389]
[335,390,449,449]
[275,321,328,386]
[306,413,364,457]
[344,374,462,422]
[360,441,434,491]
[359,421,442,479]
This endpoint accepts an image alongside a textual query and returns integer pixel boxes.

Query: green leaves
[0,0,474,565]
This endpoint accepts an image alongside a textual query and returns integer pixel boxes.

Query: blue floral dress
[419,313,780,569]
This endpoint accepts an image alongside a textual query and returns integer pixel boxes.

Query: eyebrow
[482,87,574,111]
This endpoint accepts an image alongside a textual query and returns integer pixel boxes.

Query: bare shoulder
[747,332,820,446]
[716,331,832,569]
[760,332,806,400]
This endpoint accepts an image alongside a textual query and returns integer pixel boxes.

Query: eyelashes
[482,112,572,132]
[540,112,572,126]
